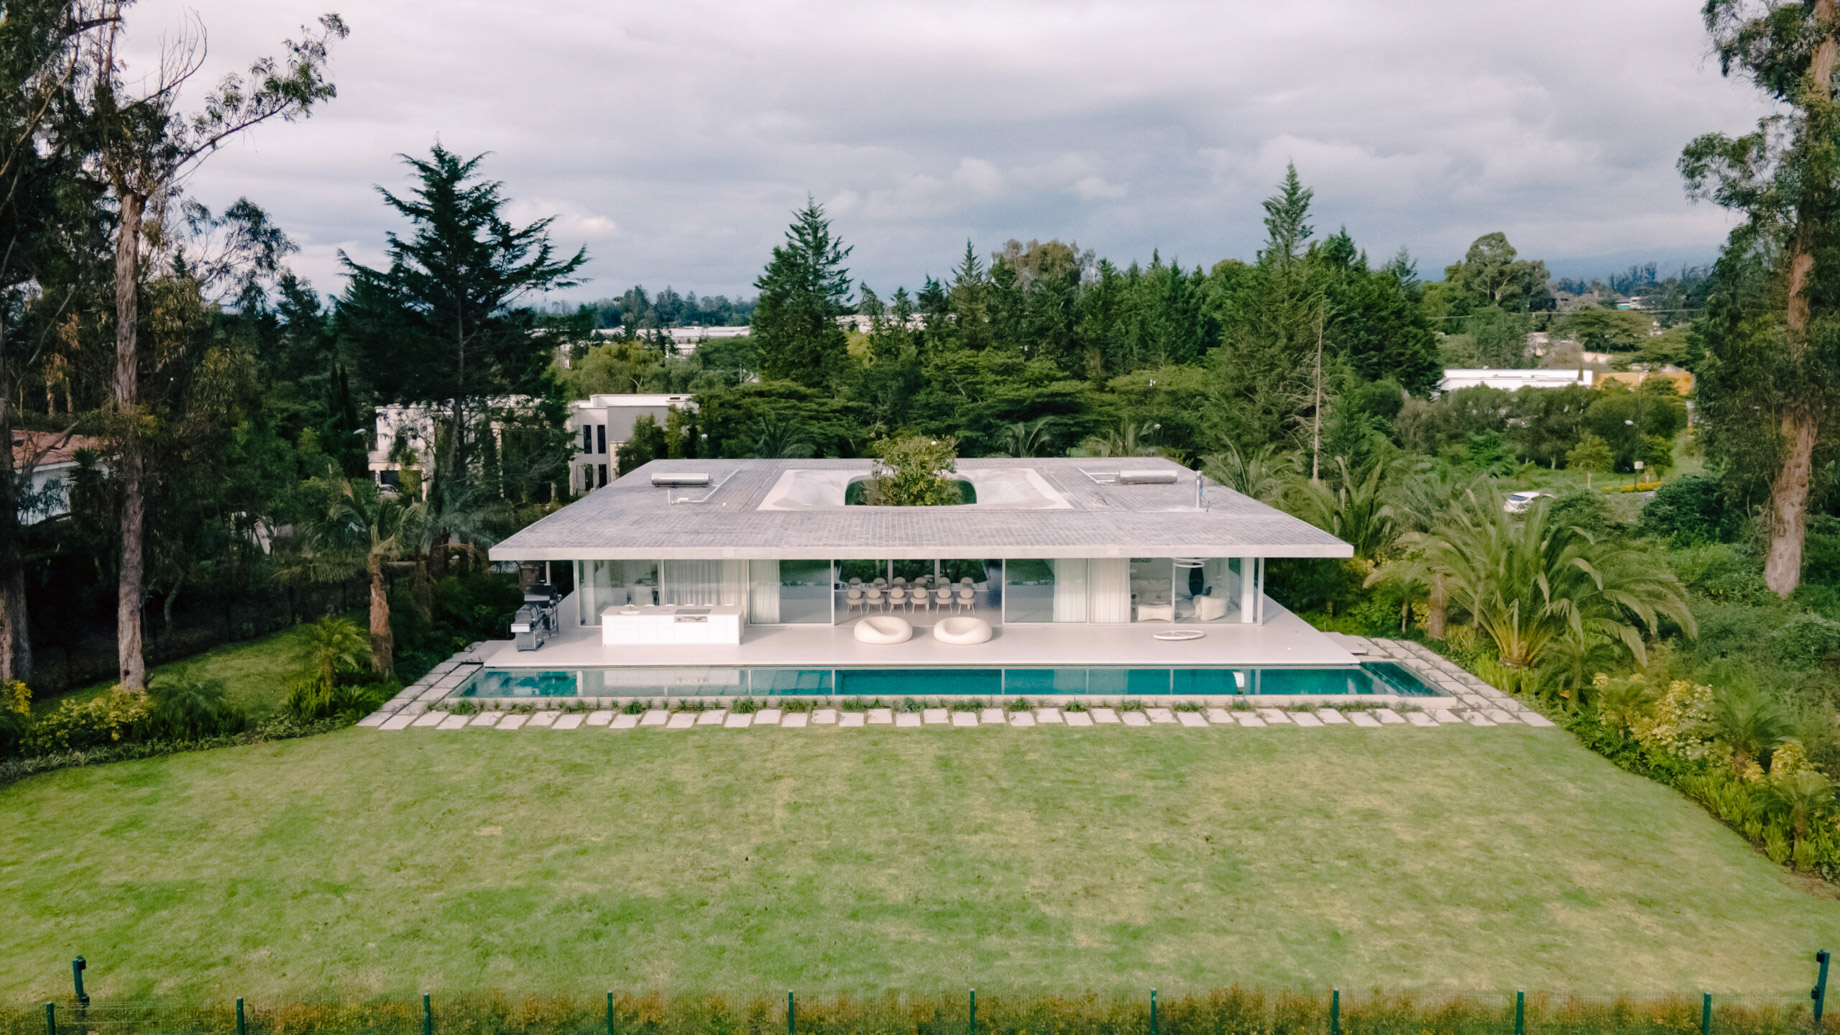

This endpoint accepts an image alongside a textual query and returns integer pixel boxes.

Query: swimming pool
[454,661,1443,699]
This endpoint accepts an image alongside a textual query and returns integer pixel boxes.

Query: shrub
[1638,475,1738,543]
[0,680,29,756]
[24,686,152,753]
[148,668,244,739]
[1548,490,1618,538]
[1772,610,1840,667]
[1666,544,1768,604]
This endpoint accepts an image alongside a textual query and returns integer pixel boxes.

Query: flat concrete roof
[491,457,1352,561]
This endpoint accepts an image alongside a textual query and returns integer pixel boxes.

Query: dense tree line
[1,1,581,691]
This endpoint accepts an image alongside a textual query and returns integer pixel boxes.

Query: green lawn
[34,620,333,718]
[1,723,1835,1001]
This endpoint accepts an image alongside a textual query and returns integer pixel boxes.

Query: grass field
[2,722,1836,1002]
[32,620,333,718]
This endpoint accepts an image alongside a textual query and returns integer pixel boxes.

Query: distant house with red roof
[11,430,103,524]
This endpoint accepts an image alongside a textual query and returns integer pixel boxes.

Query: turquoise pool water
[455,661,1441,699]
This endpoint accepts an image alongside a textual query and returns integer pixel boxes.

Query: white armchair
[1194,593,1229,622]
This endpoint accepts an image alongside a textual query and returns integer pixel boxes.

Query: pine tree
[750,197,852,386]
[1259,162,1314,271]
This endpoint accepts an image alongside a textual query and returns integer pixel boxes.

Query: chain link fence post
[1514,991,1524,1035]
[1699,993,1709,1035]
[1150,989,1157,1035]
[969,989,976,1035]
[1331,989,1340,1035]
[786,991,794,1035]
[237,997,246,1035]
[422,993,432,1035]
[1815,949,1831,1025]
[605,992,613,1035]
[43,1002,54,1035]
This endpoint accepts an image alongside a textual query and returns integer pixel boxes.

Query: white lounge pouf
[934,616,993,645]
[853,615,913,644]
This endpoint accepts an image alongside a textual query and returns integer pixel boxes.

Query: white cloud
[123,0,1776,300]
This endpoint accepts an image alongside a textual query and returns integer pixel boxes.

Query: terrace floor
[479,597,1358,670]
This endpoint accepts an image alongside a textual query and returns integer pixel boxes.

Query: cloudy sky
[127,0,1775,306]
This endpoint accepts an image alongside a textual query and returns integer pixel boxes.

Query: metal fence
[1,989,1828,1035]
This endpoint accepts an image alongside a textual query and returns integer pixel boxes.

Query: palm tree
[1761,770,1835,870]
[1201,442,1298,506]
[991,417,1059,459]
[307,480,427,676]
[1369,460,1489,637]
[1072,421,1161,458]
[1286,456,1397,563]
[1410,489,1696,694]
[298,616,368,691]
[1711,685,1790,774]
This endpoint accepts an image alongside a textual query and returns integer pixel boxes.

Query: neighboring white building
[12,430,103,524]
[368,398,538,494]
[569,394,692,494]
[1440,369,1593,393]
[582,325,749,360]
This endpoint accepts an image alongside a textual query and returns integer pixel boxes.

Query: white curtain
[662,559,721,605]
[1087,558,1132,623]
[721,560,749,615]
[748,560,780,624]
[1051,558,1089,622]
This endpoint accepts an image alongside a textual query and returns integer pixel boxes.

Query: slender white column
[1240,557,1257,623]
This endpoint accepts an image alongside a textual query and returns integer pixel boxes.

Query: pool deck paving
[373,637,1576,736]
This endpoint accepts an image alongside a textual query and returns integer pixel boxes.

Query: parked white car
[1502,490,1552,514]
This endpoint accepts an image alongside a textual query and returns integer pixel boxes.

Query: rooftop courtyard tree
[864,434,962,506]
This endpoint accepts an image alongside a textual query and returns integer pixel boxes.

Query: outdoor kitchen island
[600,603,744,645]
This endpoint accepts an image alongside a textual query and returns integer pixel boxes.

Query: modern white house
[568,393,692,494]
[480,457,1373,692]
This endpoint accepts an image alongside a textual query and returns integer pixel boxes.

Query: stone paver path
[895,713,921,728]
[839,712,865,728]
[980,708,1007,725]
[724,712,753,729]
[1010,712,1036,727]
[496,714,528,730]
[611,713,640,730]
[782,712,809,728]
[1316,708,1349,724]
[1065,712,1093,727]
[469,712,500,728]
[952,712,978,727]
[1121,711,1150,727]
[922,708,950,725]
[665,712,696,729]
[585,710,613,726]
[1291,712,1323,728]
[1235,712,1267,728]
[813,709,838,724]
[553,713,585,730]
[1176,711,1207,728]
[1348,712,1381,728]
[1092,708,1120,723]
[1146,708,1176,724]
[1036,707,1064,724]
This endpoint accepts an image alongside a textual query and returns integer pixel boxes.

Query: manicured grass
[1,723,1836,1001]
[33,620,334,718]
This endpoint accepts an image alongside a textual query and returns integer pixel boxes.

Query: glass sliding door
[577,559,658,625]
[1129,558,1175,622]
[1003,559,1091,623]
[772,559,834,624]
